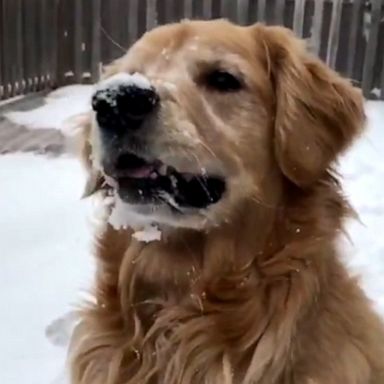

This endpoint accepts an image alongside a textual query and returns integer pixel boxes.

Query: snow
[0,94,25,107]
[0,154,94,384]
[340,101,384,316]
[93,73,152,109]
[4,74,150,133]
[132,225,162,243]
[4,85,93,131]
[108,194,151,231]
[1,83,384,383]
[96,72,152,92]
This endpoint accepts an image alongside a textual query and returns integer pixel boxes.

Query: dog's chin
[112,200,210,230]
[116,174,226,210]
[111,175,226,229]
[99,152,226,229]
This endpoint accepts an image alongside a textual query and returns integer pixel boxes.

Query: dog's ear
[252,24,365,186]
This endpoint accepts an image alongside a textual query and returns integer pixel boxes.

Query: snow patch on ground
[341,101,384,317]
[45,311,79,348]
[4,85,93,131]
[0,154,94,384]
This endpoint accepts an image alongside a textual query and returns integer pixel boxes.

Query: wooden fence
[0,0,383,101]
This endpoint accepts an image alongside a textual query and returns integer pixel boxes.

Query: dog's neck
[122,201,274,293]
[90,176,350,383]
[115,176,346,317]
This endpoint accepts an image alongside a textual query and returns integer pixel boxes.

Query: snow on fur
[108,194,162,243]
[95,72,151,92]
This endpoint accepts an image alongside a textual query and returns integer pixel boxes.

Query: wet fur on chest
[70,186,384,384]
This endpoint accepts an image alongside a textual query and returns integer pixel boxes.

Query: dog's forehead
[126,20,254,68]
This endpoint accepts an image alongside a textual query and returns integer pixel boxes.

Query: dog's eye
[204,70,243,92]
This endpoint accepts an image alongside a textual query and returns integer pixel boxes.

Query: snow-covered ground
[341,101,384,316]
[4,85,93,131]
[0,86,383,384]
[0,153,94,384]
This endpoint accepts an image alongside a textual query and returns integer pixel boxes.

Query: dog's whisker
[199,140,219,161]
[180,149,217,203]
[99,25,129,54]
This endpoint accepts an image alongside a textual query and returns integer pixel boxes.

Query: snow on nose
[95,72,152,94]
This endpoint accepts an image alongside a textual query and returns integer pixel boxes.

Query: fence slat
[192,0,204,19]
[293,0,305,37]
[203,0,213,19]
[220,0,233,19]
[128,0,139,45]
[37,0,46,90]
[257,0,266,22]
[362,0,383,96]
[10,0,19,95]
[226,0,239,22]
[2,0,13,97]
[174,0,184,21]
[326,0,343,68]
[0,0,7,98]
[0,0,3,99]
[22,0,33,92]
[100,0,114,64]
[5,0,16,96]
[48,0,59,87]
[303,1,314,38]
[73,0,83,83]
[274,0,286,25]
[42,0,51,88]
[184,0,193,19]
[247,0,257,24]
[146,0,157,30]
[165,0,174,22]
[56,0,69,85]
[237,0,249,25]
[91,0,101,82]
[381,54,384,100]
[35,0,44,91]
[311,0,325,55]
[81,0,92,83]
[14,0,23,94]
[346,0,363,78]
[211,0,220,18]
[157,0,166,24]
[137,0,147,38]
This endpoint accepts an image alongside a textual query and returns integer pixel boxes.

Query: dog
[69,20,384,384]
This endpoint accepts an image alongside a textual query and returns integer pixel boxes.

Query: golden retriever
[69,20,384,384]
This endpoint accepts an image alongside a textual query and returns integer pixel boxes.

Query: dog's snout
[92,83,159,131]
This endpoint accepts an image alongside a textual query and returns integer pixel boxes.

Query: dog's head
[82,20,364,229]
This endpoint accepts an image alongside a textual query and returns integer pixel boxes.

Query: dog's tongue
[124,165,155,178]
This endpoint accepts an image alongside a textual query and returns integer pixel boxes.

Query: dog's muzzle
[91,73,226,211]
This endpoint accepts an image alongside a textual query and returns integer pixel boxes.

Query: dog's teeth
[167,166,176,175]
[170,175,178,188]
[158,164,167,176]
[184,174,193,182]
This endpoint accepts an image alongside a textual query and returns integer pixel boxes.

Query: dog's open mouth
[105,153,226,210]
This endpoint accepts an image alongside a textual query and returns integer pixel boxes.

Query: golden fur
[70,20,384,384]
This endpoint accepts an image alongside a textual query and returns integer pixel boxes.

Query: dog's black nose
[92,84,159,131]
